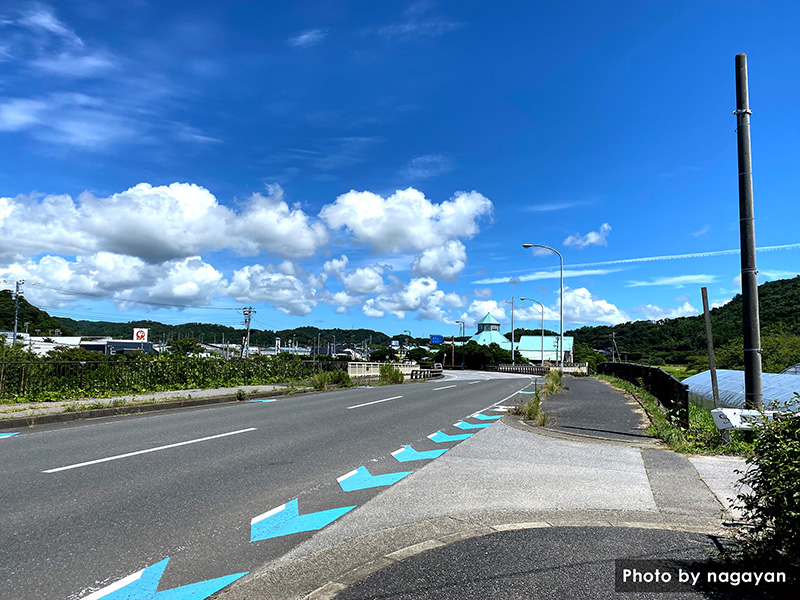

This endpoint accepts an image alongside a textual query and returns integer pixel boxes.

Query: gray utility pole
[12,279,25,344]
[701,287,720,408]
[735,53,763,410]
[241,307,255,359]
[504,297,516,365]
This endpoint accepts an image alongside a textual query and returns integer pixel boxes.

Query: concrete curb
[501,413,663,448]
[217,510,726,600]
[0,387,306,430]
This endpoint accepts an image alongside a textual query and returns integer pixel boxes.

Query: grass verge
[509,369,562,426]
[596,374,754,456]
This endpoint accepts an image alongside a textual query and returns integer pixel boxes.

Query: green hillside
[0,290,76,337]
[567,276,800,372]
[53,318,396,349]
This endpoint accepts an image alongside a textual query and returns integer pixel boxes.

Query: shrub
[544,369,562,395]
[732,398,800,569]
[310,369,353,390]
[378,364,404,385]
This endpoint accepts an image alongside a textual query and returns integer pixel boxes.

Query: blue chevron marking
[427,430,474,443]
[84,557,247,600]
[250,498,356,542]
[454,421,492,430]
[472,413,502,420]
[247,399,276,403]
[0,432,19,439]
[337,465,412,491]
[391,445,448,462]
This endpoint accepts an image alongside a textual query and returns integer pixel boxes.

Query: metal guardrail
[597,362,689,428]
[489,363,589,375]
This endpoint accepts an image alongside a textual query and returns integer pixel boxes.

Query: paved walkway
[219,376,771,600]
[542,375,656,443]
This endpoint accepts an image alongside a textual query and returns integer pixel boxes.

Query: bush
[732,398,800,569]
[544,369,562,395]
[310,369,353,390]
[379,364,404,385]
[511,390,549,426]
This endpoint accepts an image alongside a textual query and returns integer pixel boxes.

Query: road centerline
[432,385,457,391]
[347,396,403,410]
[42,428,258,473]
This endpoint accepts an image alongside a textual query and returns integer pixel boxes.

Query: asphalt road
[0,370,534,600]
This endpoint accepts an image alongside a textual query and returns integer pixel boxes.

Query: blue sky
[1,0,798,338]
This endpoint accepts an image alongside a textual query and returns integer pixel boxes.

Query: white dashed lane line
[432,385,457,391]
[347,396,403,410]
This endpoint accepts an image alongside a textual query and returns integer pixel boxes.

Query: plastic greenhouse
[684,369,800,410]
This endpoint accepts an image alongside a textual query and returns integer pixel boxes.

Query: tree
[369,345,398,362]
[167,337,204,356]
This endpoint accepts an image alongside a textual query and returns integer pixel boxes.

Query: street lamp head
[522,244,533,248]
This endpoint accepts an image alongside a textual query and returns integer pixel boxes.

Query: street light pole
[455,320,465,369]
[523,244,563,372]
[520,298,545,365]
[504,297,516,365]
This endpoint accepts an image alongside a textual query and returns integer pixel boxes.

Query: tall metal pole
[734,53,763,410]
[12,280,24,344]
[701,287,720,408]
[523,244,563,372]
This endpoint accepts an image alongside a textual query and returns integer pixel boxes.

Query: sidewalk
[219,376,767,600]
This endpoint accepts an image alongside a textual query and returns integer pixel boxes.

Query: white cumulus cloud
[563,223,611,249]
[226,264,316,316]
[319,187,492,254]
[411,240,467,281]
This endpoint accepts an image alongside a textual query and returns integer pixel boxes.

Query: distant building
[466,313,573,363]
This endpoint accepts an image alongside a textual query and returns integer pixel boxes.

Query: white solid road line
[347,396,403,410]
[432,385,457,391]
[43,428,258,473]
[468,381,481,385]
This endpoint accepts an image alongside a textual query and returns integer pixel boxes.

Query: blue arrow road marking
[428,430,474,443]
[81,557,247,600]
[454,421,492,430]
[247,399,276,403]
[391,445,448,462]
[0,432,19,439]
[519,390,538,394]
[472,413,502,420]
[338,465,412,491]
[250,498,356,542]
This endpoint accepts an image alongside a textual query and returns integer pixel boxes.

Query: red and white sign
[134,328,149,342]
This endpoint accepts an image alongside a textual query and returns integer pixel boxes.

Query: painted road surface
[0,370,535,600]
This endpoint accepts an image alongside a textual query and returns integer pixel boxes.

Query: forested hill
[51,317,394,349]
[0,290,76,336]
[568,276,799,368]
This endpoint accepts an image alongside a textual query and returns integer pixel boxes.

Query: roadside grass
[510,369,562,426]
[660,364,700,381]
[596,374,754,456]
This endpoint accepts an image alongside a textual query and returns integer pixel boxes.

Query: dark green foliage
[0,290,75,336]
[310,369,353,390]
[733,398,800,570]
[369,345,398,362]
[379,364,404,385]
[167,337,204,356]
[569,277,799,372]
[0,354,315,402]
[433,341,525,370]
[572,342,607,373]
[45,347,109,361]
[405,347,433,363]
